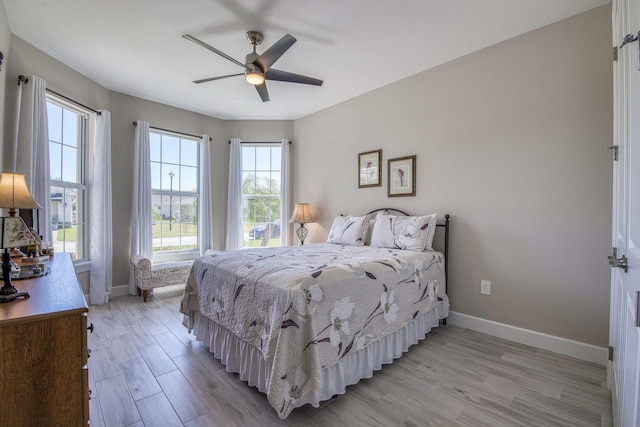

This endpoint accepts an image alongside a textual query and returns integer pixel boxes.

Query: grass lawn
[152,222,196,237]
[56,223,198,240]
[56,226,76,241]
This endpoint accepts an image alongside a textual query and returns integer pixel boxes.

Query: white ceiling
[3,0,610,120]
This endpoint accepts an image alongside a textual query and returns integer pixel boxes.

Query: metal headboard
[365,208,411,217]
[366,208,451,295]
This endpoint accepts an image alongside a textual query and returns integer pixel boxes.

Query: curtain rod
[45,88,102,116]
[132,121,212,141]
[228,140,292,144]
[19,76,101,116]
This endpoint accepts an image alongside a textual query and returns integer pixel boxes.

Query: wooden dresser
[0,253,89,426]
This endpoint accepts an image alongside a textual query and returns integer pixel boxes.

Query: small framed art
[358,149,382,188]
[388,155,416,197]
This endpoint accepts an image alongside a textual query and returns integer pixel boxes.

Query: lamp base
[0,249,30,303]
[296,224,308,245]
[0,290,30,303]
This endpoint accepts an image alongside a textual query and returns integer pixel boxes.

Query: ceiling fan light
[245,70,265,85]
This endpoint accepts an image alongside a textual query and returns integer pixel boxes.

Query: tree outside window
[242,145,282,247]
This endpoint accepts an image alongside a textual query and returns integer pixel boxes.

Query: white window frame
[241,143,282,248]
[46,95,89,264]
[150,130,200,263]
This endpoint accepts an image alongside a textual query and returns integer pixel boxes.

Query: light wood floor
[87,285,613,427]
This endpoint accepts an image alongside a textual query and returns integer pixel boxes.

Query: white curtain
[129,120,153,295]
[280,139,292,246]
[89,111,113,304]
[225,138,243,250]
[15,75,51,242]
[198,134,213,255]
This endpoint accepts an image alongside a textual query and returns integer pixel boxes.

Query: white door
[611,1,640,426]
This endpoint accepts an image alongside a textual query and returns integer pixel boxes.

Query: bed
[180,209,450,419]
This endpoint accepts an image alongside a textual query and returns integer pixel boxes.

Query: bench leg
[142,289,149,302]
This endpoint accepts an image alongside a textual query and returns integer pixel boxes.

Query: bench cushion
[131,255,193,293]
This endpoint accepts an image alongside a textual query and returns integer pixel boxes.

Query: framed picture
[388,155,416,197]
[358,149,382,188]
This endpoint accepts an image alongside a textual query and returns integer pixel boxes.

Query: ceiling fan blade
[265,69,323,86]
[193,73,244,84]
[255,82,270,102]
[183,34,246,69]
[253,34,296,72]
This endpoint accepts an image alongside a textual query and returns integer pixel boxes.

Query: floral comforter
[180,243,448,419]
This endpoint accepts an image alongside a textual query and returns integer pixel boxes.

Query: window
[150,131,199,259]
[47,98,87,261]
[242,145,282,247]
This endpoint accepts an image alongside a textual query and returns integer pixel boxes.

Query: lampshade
[0,173,42,210]
[289,203,313,224]
[245,70,265,85]
[0,216,37,249]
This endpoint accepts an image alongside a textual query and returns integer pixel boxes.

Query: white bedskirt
[191,298,449,410]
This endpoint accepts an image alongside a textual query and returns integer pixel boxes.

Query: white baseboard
[85,285,131,305]
[447,311,608,366]
[110,284,131,298]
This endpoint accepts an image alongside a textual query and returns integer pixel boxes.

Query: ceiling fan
[183,31,323,102]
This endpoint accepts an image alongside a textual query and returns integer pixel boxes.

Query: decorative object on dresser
[289,202,314,244]
[0,217,44,301]
[358,149,382,188]
[388,155,416,197]
[0,253,91,426]
[0,173,42,302]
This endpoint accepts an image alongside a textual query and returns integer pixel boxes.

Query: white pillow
[370,213,438,251]
[326,214,371,246]
[364,218,375,245]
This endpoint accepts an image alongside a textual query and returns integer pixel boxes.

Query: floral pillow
[370,212,438,251]
[326,214,372,246]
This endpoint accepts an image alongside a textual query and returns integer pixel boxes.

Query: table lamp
[0,173,42,303]
[289,203,313,245]
[0,172,42,217]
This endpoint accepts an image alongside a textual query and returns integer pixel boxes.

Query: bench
[130,255,193,302]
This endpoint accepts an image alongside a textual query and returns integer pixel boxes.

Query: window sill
[73,260,91,273]
[153,250,199,264]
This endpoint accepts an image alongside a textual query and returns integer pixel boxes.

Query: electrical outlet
[480,280,491,295]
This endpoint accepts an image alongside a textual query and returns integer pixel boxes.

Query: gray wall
[1,35,293,291]
[226,120,293,143]
[108,92,227,287]
[293,6,612,347]
[3,37,111,174]
[2,36,112,292]
[0,6,612,348]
